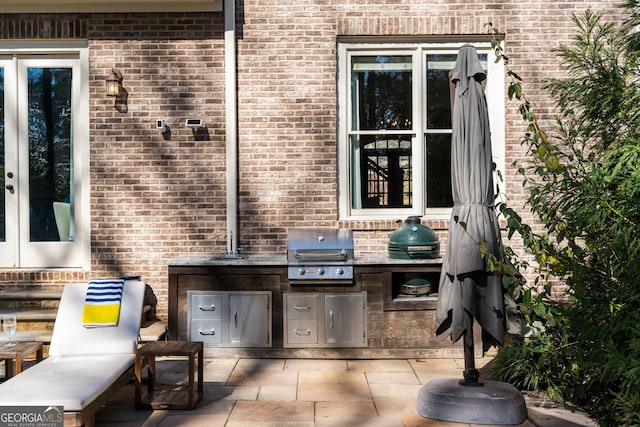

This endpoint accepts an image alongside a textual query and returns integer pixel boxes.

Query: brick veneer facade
[0,1,625,318]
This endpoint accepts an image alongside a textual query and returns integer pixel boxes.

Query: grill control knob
[336,267,344,275]
[318,267,325,275]
[298,268,306,275]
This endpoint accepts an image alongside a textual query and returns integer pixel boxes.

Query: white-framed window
[0,43,90,269]
[337,41,505,220]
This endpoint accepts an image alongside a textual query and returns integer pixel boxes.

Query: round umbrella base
[417,378,527,425]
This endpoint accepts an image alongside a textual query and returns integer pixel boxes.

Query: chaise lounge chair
[0,280,146,427]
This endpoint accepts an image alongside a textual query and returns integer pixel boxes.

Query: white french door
[0,51,89,268]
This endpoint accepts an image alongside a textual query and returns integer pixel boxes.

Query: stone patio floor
[92,357,597,427]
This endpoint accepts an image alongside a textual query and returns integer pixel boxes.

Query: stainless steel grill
[286,228,354,285]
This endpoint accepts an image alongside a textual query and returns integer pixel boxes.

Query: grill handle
[293,249,349,261]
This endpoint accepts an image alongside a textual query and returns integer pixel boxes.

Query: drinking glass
[3,315,17,347]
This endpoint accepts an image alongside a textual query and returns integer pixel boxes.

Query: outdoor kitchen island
[167,254,464,359]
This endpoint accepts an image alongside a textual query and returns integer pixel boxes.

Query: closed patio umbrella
[435,44,506,383]
[417,44,526,425]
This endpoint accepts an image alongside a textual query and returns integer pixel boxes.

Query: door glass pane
[351,55,413,131]
[28,67,73,242]
[0,68,5,242]
[425,133,453,208]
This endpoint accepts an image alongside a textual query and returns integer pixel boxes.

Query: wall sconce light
[106,69,123,97]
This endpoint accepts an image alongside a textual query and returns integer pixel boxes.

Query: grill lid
[287,229,354,263]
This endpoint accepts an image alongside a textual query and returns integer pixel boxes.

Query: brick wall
[88,13,227,312]
[0,1,626,318]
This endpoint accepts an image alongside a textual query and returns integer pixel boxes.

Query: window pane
[351,56,412,131]
[426,133,453,208]
[426,54,456,129]
[28,67,73,242]
[351,134,412,208]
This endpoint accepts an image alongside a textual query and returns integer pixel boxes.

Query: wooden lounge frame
[64,366,135,427]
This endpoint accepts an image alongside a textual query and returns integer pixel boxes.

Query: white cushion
[0,355,134,411]
[49,280,145,357]
[57,339,136,356]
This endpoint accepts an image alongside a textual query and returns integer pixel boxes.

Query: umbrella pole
[461,311,482,386]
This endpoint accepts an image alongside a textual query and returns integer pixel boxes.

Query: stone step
[0,305,152,322]
[0,331,50,343]
[139,320,168,342]
[0,308,58,321]
[0,289,63,300]
[0,320,167,344]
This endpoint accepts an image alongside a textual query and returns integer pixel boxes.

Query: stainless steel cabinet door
[190,294,223,319]
[229,293,271,347]
[190,319,223,345]
[325,293,366,346]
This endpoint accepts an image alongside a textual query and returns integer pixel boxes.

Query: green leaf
[523,288,532,306]
[477,240,488,255]
[532,303,547,318]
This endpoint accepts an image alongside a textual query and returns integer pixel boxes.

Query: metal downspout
[224,0,239,256]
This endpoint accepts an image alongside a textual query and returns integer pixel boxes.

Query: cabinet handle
[234,312,238,329]
[329,310,334,329]
[294,328,312,335]
[294,305,311,311]
[199,305,216,312]
[198,328,216,336]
